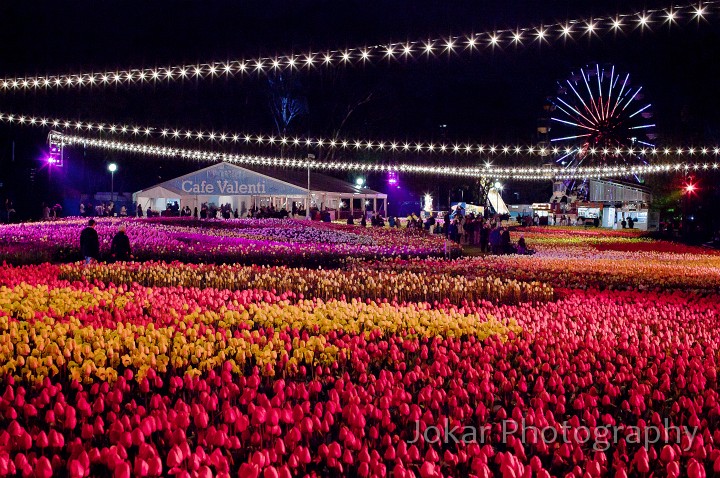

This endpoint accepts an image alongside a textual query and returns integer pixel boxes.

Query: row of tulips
[51,261,554,305]
[513,226,646,238]
[0,281,520,384]
[0,282,718,476]
[0,218,460,266]
[509,227,717,254]
[359,251,720,292]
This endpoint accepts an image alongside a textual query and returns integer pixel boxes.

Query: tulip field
[0,220,719,477]
[0,218,460,266]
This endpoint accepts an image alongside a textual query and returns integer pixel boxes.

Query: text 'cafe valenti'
[133,162,387,219]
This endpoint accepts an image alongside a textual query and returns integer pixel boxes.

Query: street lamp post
[493,181,503,216]
[356,177,365,219]
[108,163,118,203]
[683,182,696,239]
[306,154,315,220]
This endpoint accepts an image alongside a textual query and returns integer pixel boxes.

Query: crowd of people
[441,212,533,255]
[41,203,63,220]
[78,201,130,218]
[347,212,393,227]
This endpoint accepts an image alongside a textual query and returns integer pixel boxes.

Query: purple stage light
[387,171,399,186]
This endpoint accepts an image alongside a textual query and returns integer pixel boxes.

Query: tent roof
[134,185,184,197]
[247,165,385,196]
[135,162,385,197]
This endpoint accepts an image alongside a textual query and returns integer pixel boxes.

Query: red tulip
[688,459,706,478]
[147,456,162,477]
[634,447,649,474]
[660,445,676,463]
[48,429,64,449]
[167,445,183,468]
[263,467,279,478]
[68,459,85,478]
[34,457,53,478]
[238,464,259,478]
[114,462,131,478]
[419,461,438,478]
[134,458,149,477]
[35,431,48,448]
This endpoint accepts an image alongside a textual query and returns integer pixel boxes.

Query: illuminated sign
[167,163,307,196]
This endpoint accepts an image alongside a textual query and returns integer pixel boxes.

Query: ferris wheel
[549,63,656,171]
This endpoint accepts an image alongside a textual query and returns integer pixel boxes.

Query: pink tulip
[134,458,149,477]
[147,456,162,477]
[167,446,183,468]
[112,462,129,478]
[263,467,279,478]
[687,459,706,478]
[34,457,53,478]
[68,459,85,478]
[419,461,438,478]
[238,464,259,478]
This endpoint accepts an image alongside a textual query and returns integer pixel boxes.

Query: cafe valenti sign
[168,163,308,196]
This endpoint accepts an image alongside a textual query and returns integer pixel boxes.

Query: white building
[133,162,387,218]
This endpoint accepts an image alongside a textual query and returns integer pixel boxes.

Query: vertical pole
[111,172,115,203]
[306,161,311,220]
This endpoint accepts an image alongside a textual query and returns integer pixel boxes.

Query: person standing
[480,223,490,253]
[489,225,501,254]
[110,224,132,261]
[80,219,100,265]
[500,227,512,254]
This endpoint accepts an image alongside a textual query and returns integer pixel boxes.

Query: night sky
[1,0,719,218]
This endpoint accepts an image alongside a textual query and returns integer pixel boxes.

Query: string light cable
[4,111,720,160]
[0,2,715,92]
[50,131,720,181]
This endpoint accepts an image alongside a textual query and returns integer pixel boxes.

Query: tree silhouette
[267,74,309,136]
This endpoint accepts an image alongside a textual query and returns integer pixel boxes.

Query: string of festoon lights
[4,111,720,160]
[0,1,715,92]
[52,132,719,181]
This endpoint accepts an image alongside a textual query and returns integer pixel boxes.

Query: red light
[685,184,696,193]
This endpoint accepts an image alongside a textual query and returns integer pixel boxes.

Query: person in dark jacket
[480,223,490,253]
[110,224,132,262]
[500,227,513,254]
[80,219,100,264]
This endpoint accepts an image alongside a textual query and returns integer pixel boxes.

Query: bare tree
[268,74,309,136]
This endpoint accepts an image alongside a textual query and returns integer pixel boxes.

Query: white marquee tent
[133,162,387,218]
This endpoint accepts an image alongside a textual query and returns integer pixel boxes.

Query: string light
[0,2,715,93]
[48,131,719,181]
[5,111,720,160]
